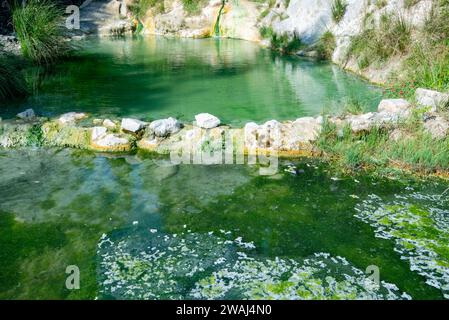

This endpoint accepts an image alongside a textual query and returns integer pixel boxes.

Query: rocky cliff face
[259,0,434,83]
[137,0,264,41]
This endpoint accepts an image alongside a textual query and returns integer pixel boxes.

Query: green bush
[316,31,336,60]
[270,32,303,54]
[12,0,69,64]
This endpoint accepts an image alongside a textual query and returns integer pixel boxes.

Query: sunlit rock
[378,99,411,114]
[91,126,108,141]
[58,112,87,125]
[290,117,322,142]
[416,88,449,112]
[149,117,182,137]
[91,133,133,152]
[346,112,376,133]
[121,118,148,134]
[195,113,221,129]
[103,119,117,129]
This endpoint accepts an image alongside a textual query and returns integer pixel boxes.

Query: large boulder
[121,118,148,133]
[195,113,221,129]
[377,99,411,114]
[416,88,449,112]
[149,117,182,137]
[291,116,322,141]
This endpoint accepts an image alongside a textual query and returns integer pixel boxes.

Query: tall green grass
[12,0,69,64]
[331,0,348,23]
[348,13,411,69]
[317,113,449,173]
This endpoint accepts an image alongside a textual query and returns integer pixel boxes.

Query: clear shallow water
[0,148,448,299]
[1,37,381,125]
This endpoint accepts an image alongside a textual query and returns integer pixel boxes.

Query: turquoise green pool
[1,37,381,125]
[0,148,448,299]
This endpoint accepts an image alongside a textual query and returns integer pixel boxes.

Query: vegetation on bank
[260,26,304,54]
[317,109,449,175]
[12,0,70,64]
[129,0,208,17]
[347,0,449,93]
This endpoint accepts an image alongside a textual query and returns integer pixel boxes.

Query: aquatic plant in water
[355,192,449,298]
[98,229,410,300]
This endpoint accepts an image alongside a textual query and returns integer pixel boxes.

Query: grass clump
[270,32,303,54]
[317,111,449,174]
[400,0,449,92]
[316,31,336,60]
[0,56,28,101]
[331,0,348,23]
[12,0,70,65]
[348,13,411,69]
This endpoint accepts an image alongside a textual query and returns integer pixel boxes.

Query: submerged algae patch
[355,192,449,298]
[97,229,410,300]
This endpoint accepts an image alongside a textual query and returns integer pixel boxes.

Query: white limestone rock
[416,88,449,112]
[93,134,129,148]
[58,112,87,125]
[195,113,221,129]
[92,126,108,141]
[17,109,35,120]
[290,117,322,142]
[121,118,148,133]
[103,119,117,129]
[149,117,182,137]
[378,99,411,114]
[423,116,449,139]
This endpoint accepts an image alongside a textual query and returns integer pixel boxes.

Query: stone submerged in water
[416,88,449,112]
[195,113,221,129]
[16,109,36,120]
[121,118,148,133]
[149,117,182,137]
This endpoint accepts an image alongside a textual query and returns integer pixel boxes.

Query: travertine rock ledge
[0,97,447,158]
